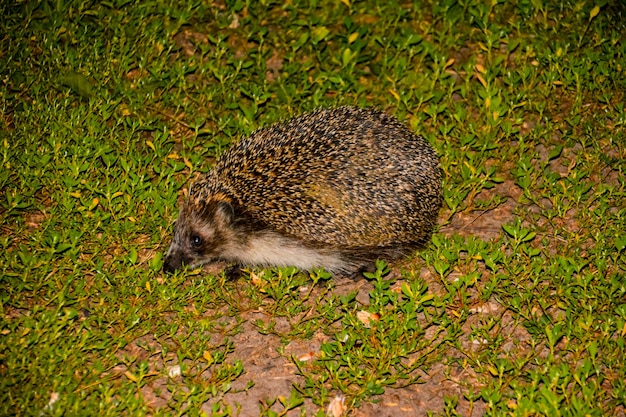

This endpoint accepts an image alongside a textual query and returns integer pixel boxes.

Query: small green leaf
[342,47,355,67]
[521,231,536,242]
[58,71,95,99]
[548,144,563,160]
[128,247,138,265]
[293,32,309,51]
[149,252,162,271]
[311,26,330,44]
[502,224,515,238]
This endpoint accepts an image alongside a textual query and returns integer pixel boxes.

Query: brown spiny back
[188,106,442,249]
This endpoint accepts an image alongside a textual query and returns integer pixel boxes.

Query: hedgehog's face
[163,200,235,273]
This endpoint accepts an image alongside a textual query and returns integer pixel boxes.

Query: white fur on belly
[221,232,352,274]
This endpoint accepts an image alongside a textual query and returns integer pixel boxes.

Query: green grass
[1,0,625,416]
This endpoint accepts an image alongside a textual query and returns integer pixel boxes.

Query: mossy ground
[1,1,625,416]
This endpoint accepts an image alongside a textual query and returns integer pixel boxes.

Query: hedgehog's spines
[163,106,442,275]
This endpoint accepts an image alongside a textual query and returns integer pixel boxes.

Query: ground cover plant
[1,0,625,415]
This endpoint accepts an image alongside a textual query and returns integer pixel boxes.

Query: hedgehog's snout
[163,252,182,273]
[163,241,190,273]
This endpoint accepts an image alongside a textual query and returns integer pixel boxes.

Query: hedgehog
[163,106,442,275]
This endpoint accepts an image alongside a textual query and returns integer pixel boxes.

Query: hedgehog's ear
[215,201,234,225]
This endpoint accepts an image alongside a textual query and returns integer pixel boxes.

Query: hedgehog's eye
[190,234,203,247]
